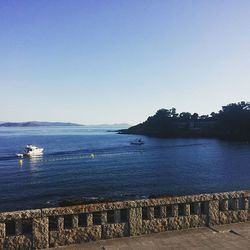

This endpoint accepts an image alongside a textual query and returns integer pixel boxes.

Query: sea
[0,125,250,212]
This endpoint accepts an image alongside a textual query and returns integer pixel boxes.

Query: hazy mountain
[0,121,84,127]
[88,123,131,128]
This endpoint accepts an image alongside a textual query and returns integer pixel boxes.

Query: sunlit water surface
[0,126,250,212]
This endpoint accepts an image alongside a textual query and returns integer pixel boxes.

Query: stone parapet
[0,190,249,249]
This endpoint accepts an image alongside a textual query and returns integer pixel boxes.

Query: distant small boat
[16,144,44,157]
[130,139,144,145]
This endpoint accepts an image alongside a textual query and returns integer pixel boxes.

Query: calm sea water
[0,126,250,212]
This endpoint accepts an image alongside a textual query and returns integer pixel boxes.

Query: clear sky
[0,0,249,125]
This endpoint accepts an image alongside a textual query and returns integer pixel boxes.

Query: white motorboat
[130,139,144,145]
[16,144,44,157]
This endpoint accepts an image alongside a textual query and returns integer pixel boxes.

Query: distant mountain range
[0,121,131,128]
[0,121,84,127]
[88,123,131,128]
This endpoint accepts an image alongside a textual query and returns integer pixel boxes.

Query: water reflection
[29,156,43,168]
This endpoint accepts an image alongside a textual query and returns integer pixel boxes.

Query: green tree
[179,112,191,120]
[191,113,199,120]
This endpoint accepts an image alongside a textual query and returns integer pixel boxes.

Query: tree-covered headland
[120,102,250,140]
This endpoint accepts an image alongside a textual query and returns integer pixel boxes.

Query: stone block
[142,219,167,234]
[0,223,5,238]
[208,200,220,226]
[0,210,41,221]
[49,226,101,248]
[32,217,49,249]
[221,200,228,211]
[100,212,107,225]
[3,235,32,250]
[184,204,190,216]
[147,207,154,220]
[102,223,128,239]
[172,205,178,217]
[86,213,93,227]
[58,216,64,231]
[128,208,142,236]
[72,215,78,229]
[243,198,248,210]
[160,206,167,218]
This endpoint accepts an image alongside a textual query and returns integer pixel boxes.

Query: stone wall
[0,190,249,249]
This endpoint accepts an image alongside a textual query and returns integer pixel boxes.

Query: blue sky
[0,0,249,125]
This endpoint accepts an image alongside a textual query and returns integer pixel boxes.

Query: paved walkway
[50,222,250,249]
